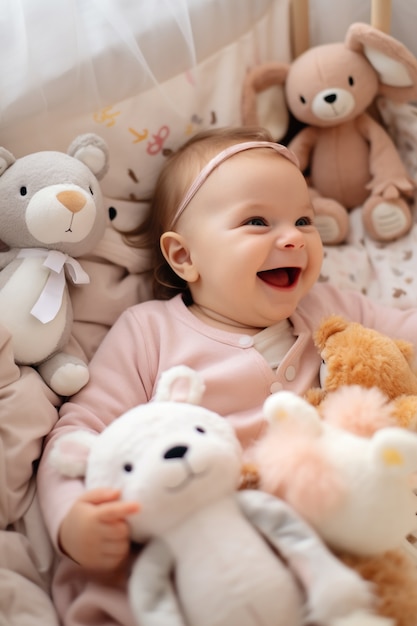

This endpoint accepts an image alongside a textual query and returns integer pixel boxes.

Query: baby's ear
[160,231,199,282]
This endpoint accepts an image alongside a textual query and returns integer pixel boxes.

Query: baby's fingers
[80,487,122,505]
[97,500,140,524]
[79,487,140,521]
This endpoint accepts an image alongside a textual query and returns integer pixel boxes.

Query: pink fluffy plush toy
[253,386,417,626]
[242,23,417,244]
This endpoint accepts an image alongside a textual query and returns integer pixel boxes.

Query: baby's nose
[164,445,188,459]
[275,227,305,249]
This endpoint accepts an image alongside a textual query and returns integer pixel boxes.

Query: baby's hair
[125,126,277,300]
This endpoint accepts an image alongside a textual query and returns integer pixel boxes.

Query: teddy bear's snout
[164,445,188,460]
[324,93,337,104]
[57,190,87,214]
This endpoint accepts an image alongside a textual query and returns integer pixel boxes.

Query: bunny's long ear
[154,365,205,405]
[241,62,290,139]
[346,22,417,102]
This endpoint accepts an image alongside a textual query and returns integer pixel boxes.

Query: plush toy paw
[50,363,89,396]
[39,354,90,396]
[331,612,395,626]
[238,462,260,490]
[307,566,376,626]
[362,196,412,241]
[310,196,350,245]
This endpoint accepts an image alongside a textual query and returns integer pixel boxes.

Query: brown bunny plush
[242,23,417,244]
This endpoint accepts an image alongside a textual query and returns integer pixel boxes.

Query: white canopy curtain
[0,0,273,125]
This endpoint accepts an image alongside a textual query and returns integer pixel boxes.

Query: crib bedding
[1,0,417,623]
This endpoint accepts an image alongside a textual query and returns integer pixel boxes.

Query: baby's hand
[59,487,140,571]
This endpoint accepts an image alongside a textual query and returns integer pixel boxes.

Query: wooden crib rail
[371,0,392,33]
[290,0,393,58]
[290,0,309,59]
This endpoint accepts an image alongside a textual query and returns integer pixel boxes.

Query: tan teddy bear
[305,314,417,432]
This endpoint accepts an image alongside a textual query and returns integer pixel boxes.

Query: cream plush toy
[241,23,417,244]
[253,388,417,626]
[0,134,109,396]
[50,366,384,626]
[305,315,417,432]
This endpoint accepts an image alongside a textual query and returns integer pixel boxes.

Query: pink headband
[169,141,299,228]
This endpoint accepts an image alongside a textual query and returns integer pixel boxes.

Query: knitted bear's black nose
[324,93,337,104]
[164,445,188,459]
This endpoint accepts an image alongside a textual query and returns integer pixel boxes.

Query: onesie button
[285,366,296,381]
[238,335,253,347]
[270,382,283,393]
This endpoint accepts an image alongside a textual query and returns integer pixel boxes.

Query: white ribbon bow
[17,248,90,324]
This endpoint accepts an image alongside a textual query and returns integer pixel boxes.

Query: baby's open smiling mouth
[257,267,301,288]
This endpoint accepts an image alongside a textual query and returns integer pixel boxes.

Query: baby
[38,126,417,625]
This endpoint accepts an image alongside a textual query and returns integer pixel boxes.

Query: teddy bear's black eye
[20,186,27,196]
[195,426,206,434]
[123,463,134,473]
[299,95,307,104]
[108,206,117,221]
[89,186,94,195]
[348,76,354,86]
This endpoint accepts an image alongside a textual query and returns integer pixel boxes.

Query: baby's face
[175,150,323,331]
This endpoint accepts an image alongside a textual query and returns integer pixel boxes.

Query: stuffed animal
[305,314,417,431]
[253,388,417,626]
[241,23,417,244]
[50,365,384,626]
[0,134,109,396]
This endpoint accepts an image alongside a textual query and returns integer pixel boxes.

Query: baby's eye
[295,216,313,227]
[245,217,267,227]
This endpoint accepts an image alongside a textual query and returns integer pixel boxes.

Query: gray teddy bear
[0,133,109,396]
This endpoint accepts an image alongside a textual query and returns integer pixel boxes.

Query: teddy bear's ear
[345,23,417,103]
[0,148,16,176]
[313,315,349,350]
[67,133,109,180]
[154,365,206,405]
[49,430,97,478]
